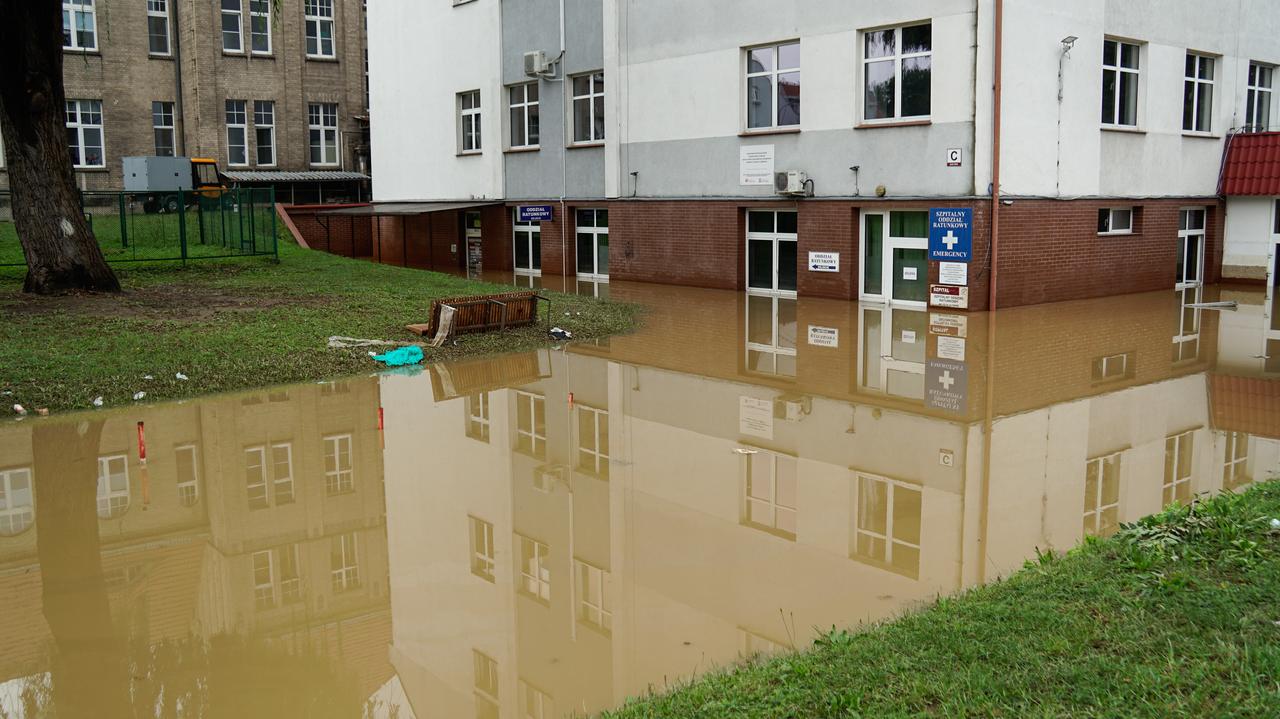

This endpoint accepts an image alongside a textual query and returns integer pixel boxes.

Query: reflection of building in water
[382,283,1280,718]
[0,379,392,707]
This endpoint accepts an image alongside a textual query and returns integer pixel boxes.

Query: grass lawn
[0,229,640,413]
[606,482,1280,719]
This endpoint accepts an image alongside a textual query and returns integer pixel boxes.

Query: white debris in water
[133,391,146,401]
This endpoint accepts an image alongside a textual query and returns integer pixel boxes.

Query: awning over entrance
[317,200,502,217]
[1219,131,1280,195]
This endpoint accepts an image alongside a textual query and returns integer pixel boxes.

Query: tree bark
[0,0,120,294]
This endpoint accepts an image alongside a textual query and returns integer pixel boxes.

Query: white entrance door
[514,211,541,275]
[1176,208,1206,289]
[576,208,609,280]
[860,211,928,306]
[746,210,798,296]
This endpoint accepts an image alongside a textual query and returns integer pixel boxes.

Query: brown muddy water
[0,280,1277,717]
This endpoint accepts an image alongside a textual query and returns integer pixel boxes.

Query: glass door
[514,211,541,275]
[575,209,609,280]
[861,211,928,306]
[464,211,483,276]
[1176,208,1205,289]
[746,210,797,296]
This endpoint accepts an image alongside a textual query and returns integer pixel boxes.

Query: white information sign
[930,285,970,309]
[807,325,839,348]
[739,396,774,439]
[929,312,969,338]
[946,148,963,167]
[903,266,918,281]
[901,329,917,344]
[936,336,966,361]
[939,261,968,286]
[740,145,775,186]
[808,251,839,272]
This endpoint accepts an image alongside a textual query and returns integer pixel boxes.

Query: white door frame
[575,208,609,281]
[1176,207,1206,289]
[513,211,541,276]
[746,209,798,297]
[859,211,928,307]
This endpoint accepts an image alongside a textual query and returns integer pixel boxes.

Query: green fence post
[271,187,278,260]
[118,193,128,249]
[178,191,188,265]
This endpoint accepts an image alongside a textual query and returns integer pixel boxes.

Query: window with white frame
[175,444,199,506]
[308,102,339,166]
[62,0,97,51]
[745,295,798,377]
[279,543,302,603]
[863,23,931,122]
[575,208,609,278]
[1101,39,1140,126]
[467,393,491,442]
[515,391,546,459]
[254,100,276,166]
[509,82,539,148]
[0,468,34,536]
[742,449,797,539]
[852,472,922,577]
[459,90,482,153]
[305,0,336,57]
[1223,431,1251,489]
[96,455,130,519]
[518,680,554,719]
[245,442,293,508]
[1097,207,1133,235]
[252,549,275,609]
[1177,208,1206,287]
[572,72,605,142]
[225,99,248,166]
[221,0,243,52]
[1183,52,1215,133]
[152,101,175,157]
[516,534,551,601]
[576,405,609,478]
[469,515,496,582]
[323,434,354,495]
[330,532,360,591]
[1173,287,1202,363]
[745,42,800,130]
[1163,431,1194,506]
[1090,352,1132,382]
[249,0,271,54]
[272,443,294,503]
[575,559,611,633]
[254,545,302,607]
[66,100,104,168]
[1084,453,1121,537]
[513,212,541,273]
[473,650,499,718]
[1246,62,1274,132]
[147,0,171,55]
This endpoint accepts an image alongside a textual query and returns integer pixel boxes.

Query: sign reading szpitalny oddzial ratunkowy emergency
[928,208,972,262]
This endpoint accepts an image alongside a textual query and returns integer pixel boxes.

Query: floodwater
[0,279,1277,718]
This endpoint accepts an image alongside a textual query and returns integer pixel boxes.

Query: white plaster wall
[1224,197,1277,278]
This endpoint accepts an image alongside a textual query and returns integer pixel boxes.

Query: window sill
[310,164,342,169]
[1182,131,1220,139]
[1097,231,1134,237]
[568,141,605,149]
[73,166,109,173]
[63,48,100,55]
[306,55,340,63]
[505,146,540,154]
[148,53,174,60]
[222,50,246,57]
[739,127,801,137]
[251,52,274,59]
[456,151,483,158]
[1100,125,1145,134]
[856,118,931,129]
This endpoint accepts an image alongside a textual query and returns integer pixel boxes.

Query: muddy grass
[0,284,329,321]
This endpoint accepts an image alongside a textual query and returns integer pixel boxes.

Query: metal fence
[0,187,278,267]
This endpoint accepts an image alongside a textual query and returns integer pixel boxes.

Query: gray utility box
[123,156,193,193]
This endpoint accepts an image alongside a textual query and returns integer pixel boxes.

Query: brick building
[0,0,370,202]
[360,0,1280,310]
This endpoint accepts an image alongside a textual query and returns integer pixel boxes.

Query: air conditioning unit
[533,464,568,493]
[524,50,553,77]
[774,170,809,196]
[774,395,812,422]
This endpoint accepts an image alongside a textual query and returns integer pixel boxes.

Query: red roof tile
[1209,374,1280,439]
[1220,131,1280,196]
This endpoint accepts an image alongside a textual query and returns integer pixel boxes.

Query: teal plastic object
[372,346,424,366]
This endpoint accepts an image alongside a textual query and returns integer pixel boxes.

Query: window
[575,560,611,633]
[253,550,275,609]
[244,443,293,508]
[1163,431,1194,506]
[518,680,553,719]
[1090,352,1132,382]
[279,543,302,603]
[1223,432,1251,489]
[1183,52,1215,133]
[1097,207,1133,235]
[65,100,104,168]
[1084,453,1121,537]
[459,91,482,154]
[62,0,97,51]
[175,444,199,506]
[330,532,360,591]
[305,0,336,58]
[515,392,546,458]
[746,42,800,129]
[254,100,276,166]
[225,100,248,166]
[473,650,499,719]
[516,534,550,601]
[1177,208,1206,287]
[852,472,922,577]
[863,23,931,121]
[0,468,34,536]
[742,449,797,539]
[96,455,130,519]
[469,515,496,582]
[319,380,350,396]
[221,0,243,52]
[572,72,605,142]
[308,103,339,166]
[272,443,294,503]
[1101,39,1140,126]
[1246,62,1274,132]
[249,0,271,54]
[466,393,490,442]
[746,210,799,295]
[152,101,175,157]
[576,405,609,478]
[513,212,541,273]
[324,434,354,494]
[147,0,171,55]
[575,209,609,278]
[508,83,539,148]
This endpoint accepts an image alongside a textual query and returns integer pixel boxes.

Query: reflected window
[245,442,293,508]
[519,679,554,719]
[1173,287,1201,363]
[740,627,791,658]
[467,393,491,443]
[863,23,931,121]
[742,449,797,540]
[745,41,800,130]
[319,380,350,396]
[175,444,199,506]
[1163,431,1195,506]
[745,295,797,377]
[323,434,354,495]
[859,306,926,400]
[1090,352,1133,383]
[1223,432,1251,490]
[0,468,34,536]
[253,550,275,609]
[473,650,499,719]
[1084,453,1122,537]
[516,534,551,602]
[279,543,302,603]
[576,405,610,478]
[852,472,922,578]
[469,515,496,582]
[96,455,130,519]
[330,532,360,592]
[515,391,547,459]
[575,559,612,633]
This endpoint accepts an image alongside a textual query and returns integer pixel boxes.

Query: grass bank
[0,235,640,413]
[607,483,1280,718]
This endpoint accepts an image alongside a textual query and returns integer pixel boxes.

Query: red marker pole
[137,421,151,507]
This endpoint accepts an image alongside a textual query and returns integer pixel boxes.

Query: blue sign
[928,208,973,262]
[517,205,554,222]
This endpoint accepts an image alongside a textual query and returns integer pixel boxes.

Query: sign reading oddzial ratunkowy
[928,208,972,262]
[517,205,554,222]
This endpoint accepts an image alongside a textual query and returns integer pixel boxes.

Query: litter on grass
[549,327,573,341]
[329,336,399,349]
[133,391,147,401]
[12,405,26,416]
[372,346,425,367]
[176,372,189,381]
[92,397,104,407]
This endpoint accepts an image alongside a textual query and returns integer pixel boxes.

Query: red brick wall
[281,204,371,258]
[797,203,858,300]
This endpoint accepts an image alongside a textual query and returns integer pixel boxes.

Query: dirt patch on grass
[0,283,328,322]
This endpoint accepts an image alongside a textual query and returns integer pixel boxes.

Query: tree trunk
[0,0,119,294]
